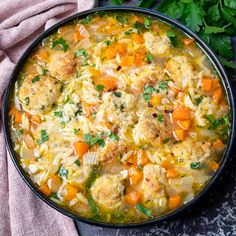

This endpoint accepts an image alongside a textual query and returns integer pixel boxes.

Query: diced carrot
[150,94,161,106]
[212,88,223,104]
[183,38,194,46]
[121,55,135,67]
[91,69,101,78]
[177,92,186,99]
[166,168,180,178]
[174,129,185,141]
[202,78,212,92]
[129,167,143,185]
[58,26,67,34]
[135,53,143,66]
[73,141,89,158]
[116,43,126,54]
[137,150,149,166]
[35,49,49,61]
[153,24,159,33]
[173,106,191,121]
[209,160,219,171]
[169,87,179,97]
[168,195,181,209]
[106,48,117,59]
[96,76,117,91]
[47,174,62,192]
[39,184,52,196]
[31,115,41,124]
[177,120,191,131]
[213,139,225,151]
[9,106,22,123]
[134,16,144,23]
[162,159,172,170]
[125,191,142,205]
[73,31,83,43]
[212,80,220,89]
[132,33,143,44]
[63,184,78,201]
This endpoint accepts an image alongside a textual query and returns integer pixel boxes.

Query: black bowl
[2,6,236,228]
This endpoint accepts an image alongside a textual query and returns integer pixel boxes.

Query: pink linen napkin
[0,1,96,235]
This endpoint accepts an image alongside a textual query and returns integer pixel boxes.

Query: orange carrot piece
[129,167,142,185]
[121,55,135,67]
[135,53,143,66]
[96,76,117,91]
[173,106,191,120]
[183,38,194,46]
[213,139,225,151]
[106,48,117,59]
[169,87,179,97]
[132,33,143,44]
[39,184,52,196]
[177,120,191,131]
[174,129,185,141]
[63,184,78,201]
[153,24,159,33]
[202,78,212,92]
[212,80,220,89]
[31,115,41,124]
[91,69,101,78]
[209,160,219,171]
[137,150,149,166]
[35,49,49,61]
[9,106,22,123]
[73,141,89,158]
[73,31,83,43]
[134,16,144,23]
[125,191,142,205]
[168,195,181,209]
[166,168,180,178]
[162,159,172,170]
[212,88,223,104]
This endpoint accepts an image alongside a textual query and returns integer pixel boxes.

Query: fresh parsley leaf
[116,15,128,25]
[74,160,80,166]
[54,111,63,117]
[190,162,201,169]
[224,0,236,9]
[166,31,177,47]
[204,25,225,34]
[104,40,111,46]
[136,203,153,219]
[137,0,154,8]
[32,76,40,83]
[105,132,119,141]
[51,37,69,52]
[144,18,151,28]
[144,85,155,94]
[124,29,133,35]
[220,5,236,27]
[96,84,104,91]
[163,138,170,144]
[75,48,88,59]
[143,93,151,101]
[146,53,154,63]
[157,113,164,122]
[109,0,124,6]
[195,96,204,106]
[208,4,221,22]
[37,130,49,144]
[159,81,168,90]
[85,133,105,147]
[113,92,122,97]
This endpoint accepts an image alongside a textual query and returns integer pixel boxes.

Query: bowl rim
[2,6,236,229]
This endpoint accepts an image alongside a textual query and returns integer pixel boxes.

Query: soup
[8,12,230,223]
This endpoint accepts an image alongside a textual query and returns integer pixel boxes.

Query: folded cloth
[0,1,96,235]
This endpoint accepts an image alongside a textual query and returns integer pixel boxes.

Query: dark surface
[75,1,236,235]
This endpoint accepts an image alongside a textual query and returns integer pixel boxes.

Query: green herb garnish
[96,84,105,91]
[51,37,69,52]
[157,113,164,122]
[75,48,88,59]
[58,166,68,178]
[113,92,122,97]
[166,31,177,47]
[190,162,201,169]
[136,203,153,219]
[32,76,40,83]
[25,97,30,106]
[159,81,168,90]
[37,130,49,144]
[163,138,170,144]
[104,40,111,46]
[87,195,101,221]
[195,96,204,106]
[54,111,63,117]
[85,133,105,147]
[146,53,154,63]
[74,160,80,166]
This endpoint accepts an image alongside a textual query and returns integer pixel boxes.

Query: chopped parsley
[104,132,119,141]
[104,40,111,46]
[37,130,49,144]
[85,133,105,147]
[195,96,204,106]
[159,81,168,90]
[54,111,63,117]
[96,84,104,91]
[157,113,164,122]
[92,112,97,119]
[74,129,79,135]
[136,203,153,219]
[190,162,201,169]
[124,29,133,35]
[113,92,122,97]
[163,138,170,144]
[75,48,88,59]
[166,31,177,47]
[144,17,151,28]
[80,16,91,24]
[17,128,24,136]
[50,192,59,200]
[74,160,81,166]
[146,53,154,63]
[143,85,156,101]
[51,37,69,52]
[32,76,40,83]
